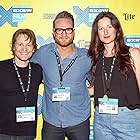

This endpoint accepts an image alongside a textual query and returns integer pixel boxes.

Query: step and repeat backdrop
[0,0,140,139]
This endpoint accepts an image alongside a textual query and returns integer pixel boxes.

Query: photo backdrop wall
[0,0,140,139]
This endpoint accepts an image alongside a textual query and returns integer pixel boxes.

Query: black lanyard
[102,55,116,95]
[13,59,31,102]
[53,51,78,86]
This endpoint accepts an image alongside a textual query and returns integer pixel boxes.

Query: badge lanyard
[102,55,116,98]
[53,51,78,87]
[13,59,31,102]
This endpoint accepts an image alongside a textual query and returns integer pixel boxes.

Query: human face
[13,34,35,63]
[97,17,117,45]
[53,18,75,48]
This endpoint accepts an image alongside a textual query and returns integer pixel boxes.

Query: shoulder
[31,62,42,70]
[0,58,11,63]
[129,47,140,70]
[78,47,88,52]
[76,47,91,64]
[30,62,42,81]
[0,59,12,67]
[129,47,140,59]
[30,62,42,77]
[0,59,14,72]
[77,47,88,56]
[31,43,55,62]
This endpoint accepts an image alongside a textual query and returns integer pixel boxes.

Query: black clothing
[0,59,42,136]
[94,56,140,109]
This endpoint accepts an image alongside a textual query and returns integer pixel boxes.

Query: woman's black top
[94,56,140,109]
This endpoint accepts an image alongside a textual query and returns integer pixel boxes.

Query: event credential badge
[98,98,118,114]
[16,106,35,122]
[52,87,70,101]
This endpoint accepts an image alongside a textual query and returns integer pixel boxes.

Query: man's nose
[22,45,27,51]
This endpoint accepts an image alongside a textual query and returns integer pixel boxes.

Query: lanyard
[53,51,78,86]
[102,55,116,95]
[13,59,31,102]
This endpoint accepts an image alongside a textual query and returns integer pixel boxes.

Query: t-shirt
[0,59,42,136]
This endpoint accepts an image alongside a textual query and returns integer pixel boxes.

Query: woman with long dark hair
[88,11,140,140]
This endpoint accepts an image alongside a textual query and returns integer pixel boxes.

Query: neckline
[104,56,114,59]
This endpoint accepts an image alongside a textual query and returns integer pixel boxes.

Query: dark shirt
[94,56,140,109]
[0,59,42,136]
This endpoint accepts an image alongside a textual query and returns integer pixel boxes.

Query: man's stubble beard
[53,35,74,48]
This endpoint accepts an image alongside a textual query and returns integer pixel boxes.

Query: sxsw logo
[124,35,140,48]
[73,6,109,27]
[0,5,33,27]
[36,35,54,47]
